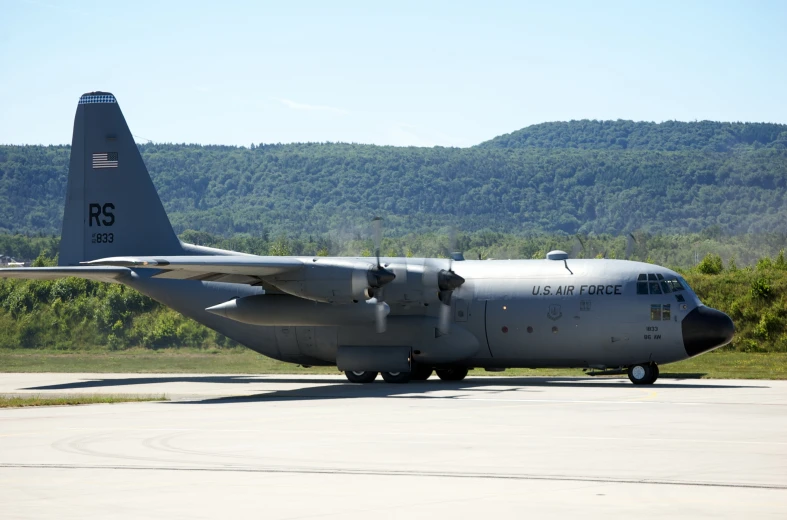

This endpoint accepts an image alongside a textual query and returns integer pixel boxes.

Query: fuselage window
[650,304,662,320]
[662,304,671,320]
[636,273,648,295]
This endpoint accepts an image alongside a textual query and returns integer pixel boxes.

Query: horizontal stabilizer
[0,266,132,283]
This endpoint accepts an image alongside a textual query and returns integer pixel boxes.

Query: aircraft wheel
[627,363,657,385]
[345,370,378,384]
[436,367,469,382]
[410,364,433,381]
[381,371,412,384]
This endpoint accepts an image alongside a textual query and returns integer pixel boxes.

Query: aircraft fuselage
[125,256,727,372]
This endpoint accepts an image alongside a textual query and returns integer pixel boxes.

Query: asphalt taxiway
[1,374,786,519]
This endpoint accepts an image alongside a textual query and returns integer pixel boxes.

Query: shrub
[757,257,773,271]
[737,339,767,353]
[751,277,773,299]
[777,250,787,270]
[753,312,781,340]
[697,253,723,274]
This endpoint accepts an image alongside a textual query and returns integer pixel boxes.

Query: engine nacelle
[270,260,379,304]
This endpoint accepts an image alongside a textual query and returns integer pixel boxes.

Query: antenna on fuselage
[546,250,573,275]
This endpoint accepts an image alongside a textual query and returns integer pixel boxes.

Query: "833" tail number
[91,233,114,244]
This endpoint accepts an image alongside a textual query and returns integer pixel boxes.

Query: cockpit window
[637,273,685,295]
[647,274,662,294]
[677,276,693,294]
[657,274,672,293]
[636,273,648,295]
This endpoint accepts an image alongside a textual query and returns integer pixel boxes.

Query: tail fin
[59,92,184,266]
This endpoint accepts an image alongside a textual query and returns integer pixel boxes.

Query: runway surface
[1,373,786,519]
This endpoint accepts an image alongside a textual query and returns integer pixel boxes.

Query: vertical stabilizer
[59,92,183,265]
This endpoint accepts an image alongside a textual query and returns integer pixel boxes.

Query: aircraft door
[485,299,534,357]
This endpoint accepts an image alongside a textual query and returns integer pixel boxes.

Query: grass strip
[0,393,168,408]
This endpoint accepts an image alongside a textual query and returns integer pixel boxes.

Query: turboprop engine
[269,259,395,305]
[206,294,389,327]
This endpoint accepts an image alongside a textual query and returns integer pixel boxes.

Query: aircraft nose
[681,306,735,356]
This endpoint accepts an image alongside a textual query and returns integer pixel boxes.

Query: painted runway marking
[51,427,787,446]
[1,463,784,491]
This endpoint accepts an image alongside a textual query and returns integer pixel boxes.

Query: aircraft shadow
[22,375,766,397]
[170,376,766,405]
[23,375,341,391]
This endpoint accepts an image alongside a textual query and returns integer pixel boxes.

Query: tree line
[1,119,786,239]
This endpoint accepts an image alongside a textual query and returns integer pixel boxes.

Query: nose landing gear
[627,363,659,385]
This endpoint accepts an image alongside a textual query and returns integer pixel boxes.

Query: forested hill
[479,120,787,152]
[1,120,786,238]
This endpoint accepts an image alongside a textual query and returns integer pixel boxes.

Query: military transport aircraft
[0,92,735,385]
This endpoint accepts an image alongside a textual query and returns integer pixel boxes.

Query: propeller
[369,216,395,332]
[432,228,466,335]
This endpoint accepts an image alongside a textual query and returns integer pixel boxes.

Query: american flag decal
[93,152,118,169]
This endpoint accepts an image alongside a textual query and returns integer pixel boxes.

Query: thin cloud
[277,98,347,115]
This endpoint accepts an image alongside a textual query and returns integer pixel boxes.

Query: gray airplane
[0,92,735,385]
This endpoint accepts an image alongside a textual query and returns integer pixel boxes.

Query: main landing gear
[627,363,659,385]
[343,365,469,384]
[381,371,411,384]
[410,363,433,381]
[435,367,469,381]
[343,370,414,384]
[344,370,378,384]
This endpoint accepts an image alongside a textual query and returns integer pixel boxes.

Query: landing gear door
[454,298,469,322]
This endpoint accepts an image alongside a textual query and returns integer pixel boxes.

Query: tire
[381,371,412,384]
[627,363,657,385]
[410,364,433,381]
[435,367,469,382]
[345,370,378,384]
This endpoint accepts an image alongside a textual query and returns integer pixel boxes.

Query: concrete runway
[1,374,786,519]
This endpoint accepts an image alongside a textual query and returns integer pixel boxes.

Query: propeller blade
[375,289,387,333]
[438,298,451,335]
[372,216,383,267]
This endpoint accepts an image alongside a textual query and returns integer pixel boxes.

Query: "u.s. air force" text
[532,284,623,296]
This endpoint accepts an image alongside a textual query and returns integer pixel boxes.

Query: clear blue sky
[2,0,785,147]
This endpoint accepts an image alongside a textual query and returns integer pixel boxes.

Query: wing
[81,255,380,304]
[0,266,132,283]
[80,255,305,284]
